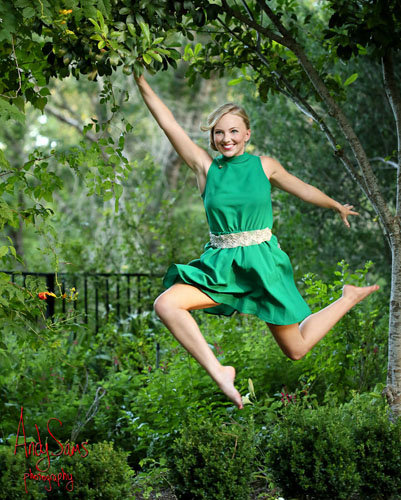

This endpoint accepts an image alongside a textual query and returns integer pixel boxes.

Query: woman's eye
[232,130,238,133]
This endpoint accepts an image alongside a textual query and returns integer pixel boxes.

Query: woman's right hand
[133,71,212,175]
[133,68,145,84]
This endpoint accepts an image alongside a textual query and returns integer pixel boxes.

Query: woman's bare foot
[215,365,243,409]
[342,284,379,306]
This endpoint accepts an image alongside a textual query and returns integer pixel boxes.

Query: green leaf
[127,23,136,38]
[114,183,123,199]
[228,78,243,86]
[88,18,101,31]
[357,44,367,55]
[0,99,25,124]
[142,53,152,65]
[133,61,144,76]
[0,273,10,284]
[43,191,53,203]
[157,48,171,56]
[0,246,9,258]
[194,43,202,56]
[34,97,47,112]
[97,9,105,28]
[14,97,25,113]
[139,22,151,45]
[147,50,162,63]
[0,149,10,169]
[183,47,194,63]
[39,87,51,97]
[169,49,181,60]
[344,73,358,86]
[22,6,35,18]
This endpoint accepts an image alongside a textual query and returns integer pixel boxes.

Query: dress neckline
[217,152,252,165]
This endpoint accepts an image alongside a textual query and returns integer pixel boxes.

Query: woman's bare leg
[154,283,244,409]
[267,284,379,360]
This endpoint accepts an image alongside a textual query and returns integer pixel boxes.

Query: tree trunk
[385,227,401,417]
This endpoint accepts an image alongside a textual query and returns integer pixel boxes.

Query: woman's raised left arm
[261,156,359,228]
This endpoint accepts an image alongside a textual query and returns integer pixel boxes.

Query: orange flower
[38,291,57,300]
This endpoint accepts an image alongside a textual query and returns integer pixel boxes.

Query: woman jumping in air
[134,73,379,410]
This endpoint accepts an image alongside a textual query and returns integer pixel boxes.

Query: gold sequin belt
[209,226,272,248]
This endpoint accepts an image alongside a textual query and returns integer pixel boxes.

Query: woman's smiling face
[213,113,251,157]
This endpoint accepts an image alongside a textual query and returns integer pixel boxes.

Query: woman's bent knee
[266,322,306,361]
[153,292,184,319]
[286,350,305,361]
[154,283,219,317]
[153,294,170,318]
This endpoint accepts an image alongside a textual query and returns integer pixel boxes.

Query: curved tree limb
[221,0,284,45]
[45,105,98,143]
[217,15,371,201]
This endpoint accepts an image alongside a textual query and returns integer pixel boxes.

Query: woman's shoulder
[259,155,281,179]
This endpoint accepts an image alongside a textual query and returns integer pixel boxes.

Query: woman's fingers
[340,204,359,228]
[343,204,359,214]
[342,215,350,228]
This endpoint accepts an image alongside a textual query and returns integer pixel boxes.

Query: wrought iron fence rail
[2,271,163,333]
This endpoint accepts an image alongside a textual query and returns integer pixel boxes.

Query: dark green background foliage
[0,0,398,498]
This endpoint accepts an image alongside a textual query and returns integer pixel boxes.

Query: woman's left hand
[336,203,359,228]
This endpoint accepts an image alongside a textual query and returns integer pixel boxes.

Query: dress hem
[164,272,311,327]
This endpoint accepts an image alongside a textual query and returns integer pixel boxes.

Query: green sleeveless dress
[163,152,311,325]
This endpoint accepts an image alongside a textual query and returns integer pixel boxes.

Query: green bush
[264,391,401,500]
[0,441,134,499]
[349,393,401,499]
[265,401,360,499]
[0,444,44,499]
[168,412,257,500]
[52,441,134,499]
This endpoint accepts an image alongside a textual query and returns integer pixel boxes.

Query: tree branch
[259,1,294,40]
[221,0,285,45]
[370,157,398,170]
[382,50,401,219]
[45,105,98,142]
[240,0,261,51]
[217,15,370,199]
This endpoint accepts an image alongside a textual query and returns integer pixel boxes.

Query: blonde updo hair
[200,103,251,151]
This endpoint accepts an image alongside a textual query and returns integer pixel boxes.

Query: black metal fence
[3,271,164,332]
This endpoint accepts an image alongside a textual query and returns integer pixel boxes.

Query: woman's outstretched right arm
[134,74,211,174]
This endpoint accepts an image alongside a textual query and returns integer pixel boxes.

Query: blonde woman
[134,73,378,409]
